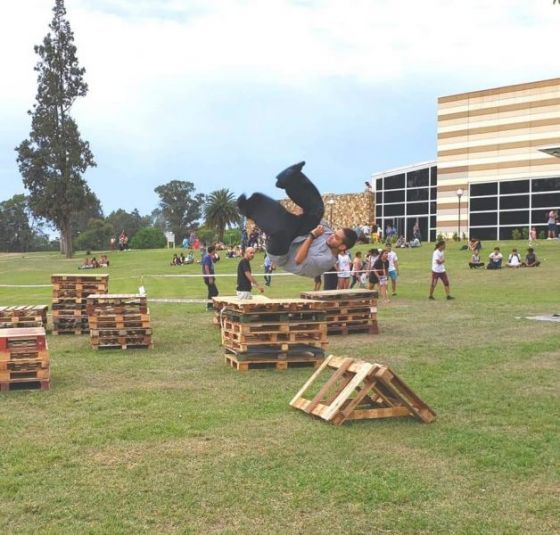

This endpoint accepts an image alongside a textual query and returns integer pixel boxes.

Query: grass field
[1,241,559,534]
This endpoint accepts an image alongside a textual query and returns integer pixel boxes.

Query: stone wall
[280,192,375,228]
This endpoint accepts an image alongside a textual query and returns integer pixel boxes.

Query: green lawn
[1,241,559,534]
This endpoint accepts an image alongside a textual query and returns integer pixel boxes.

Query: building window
[500,180,529,194]
[407,188,429,202]
[471,197,497,212]
[384,174,405,190]
[471,182,498,197]
[384,190,405,203]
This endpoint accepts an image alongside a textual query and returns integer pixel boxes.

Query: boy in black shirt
[237,247,265,299]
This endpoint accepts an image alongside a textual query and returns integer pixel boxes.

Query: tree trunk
[62,220,73,258]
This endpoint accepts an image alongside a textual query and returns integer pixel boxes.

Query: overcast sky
[1,0,558,216]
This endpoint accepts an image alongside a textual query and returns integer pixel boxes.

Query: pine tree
[16,0,96,258]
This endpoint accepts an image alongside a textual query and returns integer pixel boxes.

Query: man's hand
[311,225,325,238]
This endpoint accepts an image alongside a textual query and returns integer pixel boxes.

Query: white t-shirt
[387,251,398,272]
[432,249,445,273]
[489,251,503,262]
[508,253,520,266]
[337,253,352,277]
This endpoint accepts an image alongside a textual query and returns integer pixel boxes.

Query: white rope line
[0,284,51,288]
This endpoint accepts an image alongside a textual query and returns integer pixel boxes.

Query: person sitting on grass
[507,248,521,268]
[487,247,503,270]
[468,251,484,269]
[522,247,541,267]
[170,253,181,266]
[184,252,194,264]
[99,255,109,267]
[79,257,92,269]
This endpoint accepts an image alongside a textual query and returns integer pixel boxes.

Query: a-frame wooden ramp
[290,355,436,425]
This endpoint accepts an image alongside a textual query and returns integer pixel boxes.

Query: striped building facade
[437,78,560,239]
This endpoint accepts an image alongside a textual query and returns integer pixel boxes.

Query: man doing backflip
[237,162,357,280]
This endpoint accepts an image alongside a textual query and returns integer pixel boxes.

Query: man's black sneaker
[447,295,455,300]
[429,296,435,300]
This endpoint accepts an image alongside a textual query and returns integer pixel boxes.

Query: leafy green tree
[106,209,150,241]
[154,181,205,244]
[15,0,96,258]
[74,218,114,251]
[129,227,166,249]
[71,191,103,237]
[204,188,241,242]
[0,195,35,252]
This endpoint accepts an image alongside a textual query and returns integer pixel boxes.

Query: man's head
[208,245,216,254]
[326,228,357,252]
[435,240,446,250]
[244,247,256,260]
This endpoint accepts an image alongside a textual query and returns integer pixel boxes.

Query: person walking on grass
[202,245,218,310]
[429,240,454,301]
[236,247,265,299]
[386,244,399,296]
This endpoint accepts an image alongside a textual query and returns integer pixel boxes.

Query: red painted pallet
[0,327,47,351]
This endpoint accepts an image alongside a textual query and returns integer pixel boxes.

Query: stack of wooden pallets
[0,327,50,391]
[218,297,327,371]
[0,306,48,329]
[87,294,152,350]
[300,289,379,335]
[51,274,109,335]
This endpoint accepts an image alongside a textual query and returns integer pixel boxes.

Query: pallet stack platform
[87,294,152,350]
[0,327,50,391]
[217,297,327,371]
[300,289,379,335]
[0,306,48,329]
[51,274,109,335]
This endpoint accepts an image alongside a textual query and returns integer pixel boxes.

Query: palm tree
[204,189,241,242]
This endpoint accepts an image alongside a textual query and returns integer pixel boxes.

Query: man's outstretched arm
[294,225,324,265]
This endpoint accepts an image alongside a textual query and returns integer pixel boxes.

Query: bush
[129,227,166,249]
[522,228,529,240]
[452,232,460,242]
[436,233,445,242]
[75,219,114,251]
[511,228,523,240]
[196,227,217,246]
[538,230,546,240]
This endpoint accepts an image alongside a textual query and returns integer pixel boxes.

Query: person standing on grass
[236,247,265,299]
[202,245,218,310]
[429,240,454,300]
[386,244,399,296]
[263,253,274,287]
[372,249,390,304]
[336,249,352,289]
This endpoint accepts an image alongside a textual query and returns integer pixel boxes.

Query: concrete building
[373,77,560,241]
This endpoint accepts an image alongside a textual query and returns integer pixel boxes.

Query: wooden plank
[319,361,375,421]
[305,358,354,414]
[343,406,412,421]
[289,355,334,406]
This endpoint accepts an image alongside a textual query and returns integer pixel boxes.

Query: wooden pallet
[222,329,326,345]
[327,321,379,335]
[290,355,436,425]
[0,349,49,361]
[215,297,324,314]
[0,358,49,371]
[0,368,50,381]
[92,338,153,350]
[0,379,50,391]
[220,309,326,324]
[0,305,48,328]
[300,289,379,300]
[0,327,47,351]
[225,353,323,371]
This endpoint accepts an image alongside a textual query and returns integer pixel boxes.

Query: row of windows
[470,210,555,226]
[376,202,437,217]
[470,192,560,211]
[470,177,560,197]
[470,225,551,241]
[376,187,437,204]
[375,166,437,191]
